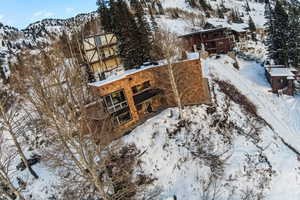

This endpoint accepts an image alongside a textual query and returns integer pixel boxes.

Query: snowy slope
[206,55,300,200]
[6,1,300,199]
[160,0,266,28]
[118,54,300,200]
[10,52,300,200]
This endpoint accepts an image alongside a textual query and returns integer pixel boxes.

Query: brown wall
[91,57,121,73]
[181,31,234,54]
[91,58,211,132]
[270,76,294,96]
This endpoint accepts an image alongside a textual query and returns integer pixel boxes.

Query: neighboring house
[179,27,235,54]
[230,26,249,42]
[265,65,297,96]
[205,19,249,43]
[89,56,211,136]
[83,33,121,81]
[256,27,266,39]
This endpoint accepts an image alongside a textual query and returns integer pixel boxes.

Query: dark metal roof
[179,27,229,38]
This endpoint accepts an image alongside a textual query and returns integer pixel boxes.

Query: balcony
[133,88,162,105]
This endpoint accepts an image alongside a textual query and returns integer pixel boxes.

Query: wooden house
[205,20,249,43]
[179,27,235,54]
[265,65,296,96]
[83,33,121,81]
[89,57,211,136]
[230,26,249,42]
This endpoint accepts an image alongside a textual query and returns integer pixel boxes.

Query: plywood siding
[91,58,211,133]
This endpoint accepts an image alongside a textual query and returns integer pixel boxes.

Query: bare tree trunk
[6,125,39,179]
[0,103,39,179]
[0,168,26,200]
[167,58,183,119]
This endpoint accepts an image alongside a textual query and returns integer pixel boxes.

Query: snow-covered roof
[89,65,159,87]
[268,68,295,77]
[290,67,298,72]
[179,27,228,38]
[230,23,249,33]
[265,64,286,69]
[207,18,249,33]
[89,54,200,88]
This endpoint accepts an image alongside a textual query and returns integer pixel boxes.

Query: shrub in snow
[214,79,258,118]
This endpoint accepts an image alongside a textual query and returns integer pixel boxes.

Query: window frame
[104,89,128,114]
[95,36,102,47]
[115,109,132,125]
[131,81,152,94]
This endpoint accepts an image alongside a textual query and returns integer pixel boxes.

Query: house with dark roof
[265,64,297,96]
[88,56,211,136]
[179,27,235,54]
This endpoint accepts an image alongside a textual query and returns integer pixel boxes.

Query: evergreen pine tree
[248,16,256,32]
[148,5,159,32]
[157,1,165,15]
[248,16,257,40]
[245,0,251,12]
[217,5,225,18]
[273,0,289,65]
[198,0,212,11]
[287,5,300,68]
[98,0,155,70]
[97,0,112,32]
[264,0,276,61]
[231,9,243,23]
[130,0,153,65]
[236,9,244,23]
[109,0,140,68]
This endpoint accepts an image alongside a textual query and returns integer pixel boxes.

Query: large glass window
[104,90,132,125]
[95,36,102,47]
[111,107,132,125]
[104,90,128,113]
[118,110,132,124]
[132,81,151,94]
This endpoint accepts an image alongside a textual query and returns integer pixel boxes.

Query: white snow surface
[267,67,295,77]
[89,55,199,87]
[119,54,300,200]
[7,48,300,200]
[6,1,300,199]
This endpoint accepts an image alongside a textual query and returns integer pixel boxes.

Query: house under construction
[83,33,121,81]
[89,56,211,138]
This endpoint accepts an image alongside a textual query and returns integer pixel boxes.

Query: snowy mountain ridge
[0,0,266,54]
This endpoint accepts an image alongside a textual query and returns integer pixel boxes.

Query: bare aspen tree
[0,121,25,200]
[24,48,112,199]
[10,38,141,199]
[0,96,39,179]
[154,30,197,120]
[158,30,184,119]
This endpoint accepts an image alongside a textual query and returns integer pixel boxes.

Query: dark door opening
[146,104,153,113]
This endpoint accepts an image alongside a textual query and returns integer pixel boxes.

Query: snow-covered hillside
[5,50,300,200]
[120,55,300,200]
[5,1,300,199]
[160,0,265,27]
[0,11,98,78]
